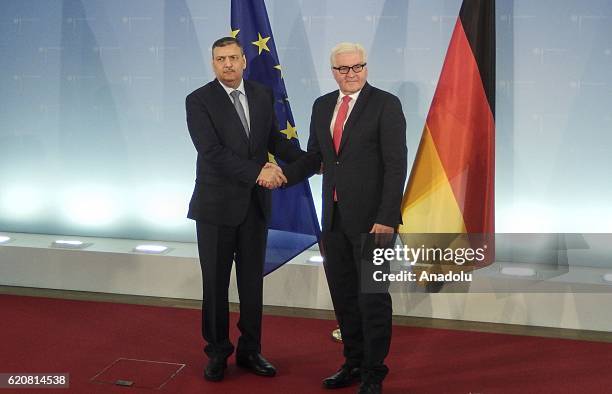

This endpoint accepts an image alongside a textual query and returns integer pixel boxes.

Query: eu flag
[231,0,321,275]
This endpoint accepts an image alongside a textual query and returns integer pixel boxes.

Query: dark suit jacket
[296,82,407,234]
[185,79,307,226]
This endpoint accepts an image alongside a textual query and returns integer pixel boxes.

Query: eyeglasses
[332,63,367,74]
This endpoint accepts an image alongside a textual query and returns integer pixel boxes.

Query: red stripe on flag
[425,18,494,233]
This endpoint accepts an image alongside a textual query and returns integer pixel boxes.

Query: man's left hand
[369,223,395,247]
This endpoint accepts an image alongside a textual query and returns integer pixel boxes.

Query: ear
[242,54,247,70]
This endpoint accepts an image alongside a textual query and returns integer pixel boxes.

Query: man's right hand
[256,162,287,189]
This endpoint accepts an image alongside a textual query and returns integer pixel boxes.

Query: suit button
[335,161,340,165]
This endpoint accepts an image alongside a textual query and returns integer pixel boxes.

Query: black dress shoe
[357,381,382,394]
[236,353,276,377]
[204,357,227,382]
[322,365,361,389]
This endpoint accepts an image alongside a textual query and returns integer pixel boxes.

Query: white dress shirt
[329,90,361,137]
[218,79,251,130]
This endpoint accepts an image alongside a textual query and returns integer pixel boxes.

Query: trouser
[196,197,267,359]
[321,204,393,383]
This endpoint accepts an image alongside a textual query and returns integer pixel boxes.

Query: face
[332,51,368,95]
[212,43,246,88]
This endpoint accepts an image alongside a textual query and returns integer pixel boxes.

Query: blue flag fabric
[230,0,321,275]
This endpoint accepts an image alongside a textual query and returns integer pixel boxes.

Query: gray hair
[329,42,367,67]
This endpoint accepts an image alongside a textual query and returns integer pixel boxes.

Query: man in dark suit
[299,42,407,394]
[185,36,308,382]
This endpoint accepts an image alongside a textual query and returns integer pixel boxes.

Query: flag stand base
[331,327,342,343]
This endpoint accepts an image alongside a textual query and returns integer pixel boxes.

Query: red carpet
[1,294,611,393]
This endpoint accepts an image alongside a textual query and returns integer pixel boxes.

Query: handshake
[256,162,287,190]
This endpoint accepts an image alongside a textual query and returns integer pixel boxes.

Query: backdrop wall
[1,0,611,241]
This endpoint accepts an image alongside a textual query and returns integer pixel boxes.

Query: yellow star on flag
[267,152,277,164]
[252,32,271,55]
[280,120,298,140]
[230,29,240,38]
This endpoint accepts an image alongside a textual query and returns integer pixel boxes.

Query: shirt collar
[337,89,361,103]
[218,79,246,97]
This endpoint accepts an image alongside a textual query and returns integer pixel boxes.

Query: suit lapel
[245,80,263,153]
[339,82,371,153]
[213,79,250,147]
[320,92,338,157]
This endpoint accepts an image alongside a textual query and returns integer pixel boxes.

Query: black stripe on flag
[459,0,495,116]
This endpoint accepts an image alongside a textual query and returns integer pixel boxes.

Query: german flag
[399,0,495,238]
